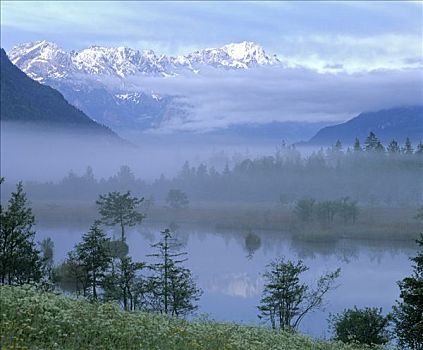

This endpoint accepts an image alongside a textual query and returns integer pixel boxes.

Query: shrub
[330,307,391,346]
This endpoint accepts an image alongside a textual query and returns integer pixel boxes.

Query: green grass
[0,286,382,350]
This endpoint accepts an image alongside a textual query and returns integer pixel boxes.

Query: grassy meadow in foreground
[0,286,382,350]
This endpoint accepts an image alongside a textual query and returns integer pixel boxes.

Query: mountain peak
[221,41,263,53]
[8,40,281,80]
[184,41,277,69]
[220,41,271,66]
[9,40,63,59]
[8,41,71,81]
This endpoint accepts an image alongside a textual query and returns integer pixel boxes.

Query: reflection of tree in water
[290,237,358,263]
[289,236,416,264]
[244,231,262,259]
[169,221,190,249]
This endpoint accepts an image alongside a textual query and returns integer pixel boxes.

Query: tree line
[13,131,423,206]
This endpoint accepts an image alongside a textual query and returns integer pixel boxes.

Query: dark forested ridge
[308,106,423,145]
[0,48,119,138]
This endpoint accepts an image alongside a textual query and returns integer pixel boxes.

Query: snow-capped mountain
[181,41,279,70]
[7,40,281,134]
[8,40,279,81]
[9,41,74,81]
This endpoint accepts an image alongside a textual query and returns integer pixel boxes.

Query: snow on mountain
[9,41,74,81]
[6,40,281,133]
[184,41,279,69]
[115,92,143,104]
[8,40,280,81]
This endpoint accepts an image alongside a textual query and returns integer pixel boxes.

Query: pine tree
[146,229,201,317]
[97,191,145,241]
[365,132,384,153]
[387,139,401,154]
[73,221,112,299]
[353,138,362,152]
[0,181,42,285]
[393,234,423,349]
[334,140,343,153]
[180,161,192,180]
[403,137,414,155]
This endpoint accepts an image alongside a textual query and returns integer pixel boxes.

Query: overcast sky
[1,1,422,129]
[1,1,422,72]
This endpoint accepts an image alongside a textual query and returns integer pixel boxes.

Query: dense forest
[4,132,422,207]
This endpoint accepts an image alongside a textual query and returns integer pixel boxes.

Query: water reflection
[35,222,417,337]
[204,272,262,298]
[244,231,262,259]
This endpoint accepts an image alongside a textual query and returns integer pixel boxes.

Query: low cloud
[121,66,423,132]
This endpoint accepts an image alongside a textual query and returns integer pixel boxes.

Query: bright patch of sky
[1,1,422,73]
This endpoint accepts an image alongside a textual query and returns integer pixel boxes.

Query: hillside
[308,106,423,145]
[1,286,377,350]
[0,48,118,138]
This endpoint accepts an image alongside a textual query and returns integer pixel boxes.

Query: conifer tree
[73,221,112,299]
[403,137,414,155]
[365,132,384,152]
[353,137,362,152]
[334,140,343,153]
[0,181,42,285]
[146,229,201,317]
[97,191,145,241]
[387,139,401,154]
[393,234,423,349]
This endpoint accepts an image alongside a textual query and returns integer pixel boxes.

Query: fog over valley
[1,1,423,348]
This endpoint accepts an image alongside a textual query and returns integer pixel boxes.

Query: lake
[36,222,417,338]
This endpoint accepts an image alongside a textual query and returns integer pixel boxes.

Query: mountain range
[6,41,423,145]
[7,41,281,133]
[8,40,279,80]
[0,48,119,139]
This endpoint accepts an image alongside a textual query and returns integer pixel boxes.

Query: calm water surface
[36,223,416,338]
